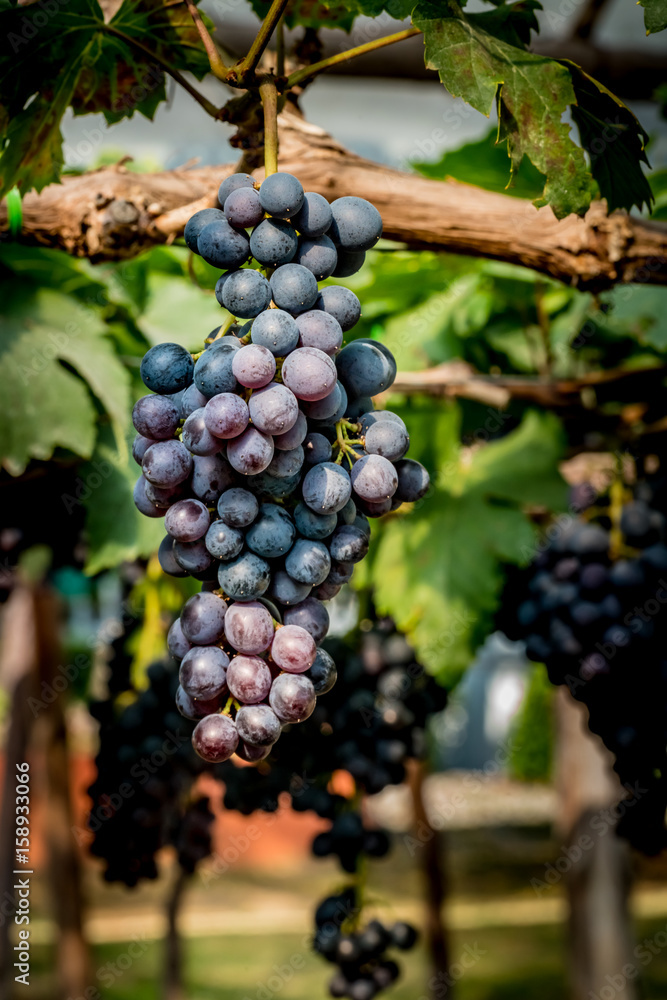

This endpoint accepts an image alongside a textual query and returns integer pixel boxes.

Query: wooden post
[164,867,189,1000]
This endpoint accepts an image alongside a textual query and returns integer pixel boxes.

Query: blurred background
[2,1,667,999]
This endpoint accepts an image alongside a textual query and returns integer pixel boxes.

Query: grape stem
[222,695,240,716]
[206,314,238,345]
[285,27,421,89]
[231,0,290,84]
[260,75,279,176]
[183,0,228,80]
[333,418,364,467]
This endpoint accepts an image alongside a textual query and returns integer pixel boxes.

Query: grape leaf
[248,0,357,31]
[0,286,131,475]
[638,0,667,33]
[365,407,567,686]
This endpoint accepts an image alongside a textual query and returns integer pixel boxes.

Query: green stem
[276,14,285,78]
[183,0,228,80]
[233,0,290,83]
[260,75,279,176]
[103,25,224,119]
[286,27,421,89]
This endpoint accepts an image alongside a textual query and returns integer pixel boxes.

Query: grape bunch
[132,170,430,765]
[88,659,214,885]
[315,889,418,1000]
[498,477,667,853]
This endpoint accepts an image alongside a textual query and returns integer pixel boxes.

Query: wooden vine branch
[2,111,666,291]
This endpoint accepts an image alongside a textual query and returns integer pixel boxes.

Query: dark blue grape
[329,524,369,563]
[225,187,264,228]
[250,218,298,267]
[294,501,337,540]
[296,235,338,281]
[303,433,332,466]
[283,597,330,644]
[217,488,259,527]
[140,343,194,394]
[194,348,238,398]
[184,208,226,253]
[158,535,188,577]
[198,219,250,270]
[336,339,396,396]
[173,539,214,577]
[221,269,272,319]
[270,264,318,314]
[191,454,235,505]
[205,520,245,560]
[285,538,331,586]
[180,383,209,418]
[259,172,304,219]
[333,250,365,277]
[251,309,299,357]
[218,551,271,601]
[302,462,351,514]
[269,570,312,606]
[394,459,430,503]
[246,504,296,558]
[328,196,382,251]
[182,408,220,456]
[305,646,337,694]
[292,192,332,237]
[315,285,361,332]
[133,476,164,518]
[235,704,281,746]
[218,173,255,209]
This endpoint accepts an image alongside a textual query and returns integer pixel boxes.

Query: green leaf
[0,287,131,475]
[366,407,567,686]
[638,0,667,33]
[412,0,597,218]
[248,0,357,31]
[80,426,164,576]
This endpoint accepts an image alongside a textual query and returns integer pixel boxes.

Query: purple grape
[231,344,276,389]
[292,191,332,237]
[185,207,225,253]
[315,286,361,332]
[218,173,255,209]
[302,382,344,421]
[173,539,214,577]
[273,410,308,451]
[248,383,299,436]
[217,487,259,527]
[204,392,249,439]
[133,476,165,518]
[306,647,337,694]
[205,520,244,561]
[182,408,220,456]
[165,499,210,542]
[303,433,332,466]
[364,420,409,461]
[283,597,330,644]
[270,624,316,673]
[329,524,370,563]
[224,600,275,654]
[326,560,354,586]
[144,479,186,509]
[180,592,227,645]
[132,394,180,440]
[315,581,341,601]
[394,459,430,502]
[236,741,273,762]
[227,427,274,475]
[180,383,209,419]
[142,440,193,488]
[176,686,225,721]
[159,535,188,577]
[295,235,338,281]
[226,655,272,704]
[191,454,235,505]
[269,673,316,722]
[225,186,264,228]
[179,645,229,700]
[296,310,343,356]
[167,618,192,660]
[350,454,398,501]
[251,309,300,357]
[282,347,337,402]
[235,704,282,746]
[269,570,312,606]
[359,410,405,434]
[133,434,156,465]
[266,446,304,480]
[302,462,352,514]
[192,713,239,763]
[140,342,194,394]
[357,496,392,518]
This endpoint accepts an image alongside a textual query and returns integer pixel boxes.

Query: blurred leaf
[650,168,667,221]
[140,271,224,351]
[509,662,553,782]
[638,0,667,33]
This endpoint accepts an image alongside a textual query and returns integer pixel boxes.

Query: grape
[218,173,255,209]
[221,269,272,319]
[285,539,331,586]
[227,427,274,475]
[326,560,353,586]
[181,383,209,418]
[191,454,235,505]
[133,476,166,517]
[328,196,382,251]
[282,347,337,402]
[393,459,430,503]
[246,504,296,558]
[269,673,317,722]
[359,410,404,434]
[236,741,273,762]
[306,647,337,694]
[259,172,304,219]
[296,235,338,281]
[224,600,275,654]
[302,383,344,421]
[133,434,156,465]
[140,343,194,394]
[294,501,337,540]
[132,394,180,440]
[218,551,271,601]
[329,525,370,564]
[315,286,361,333]
[304,433,333,466]
[142,440,193,488]
[204,393,249,439]
[283,597,330,644]
[226,655,272,704]
[357,497,392,518]
[182,408,221,456]
[185,207,226,252]
[165,499,210,542]
[350,455,398,502]
[274,410,308,451]
[270,264,318,314]
[250,218,298,266]
[269,570,312,606]
[346,395,374,421]
[248,383,299,435]
[159,535,188,577]
[271,624,317,672]
[251,309,300,356]
[205,520,244,561]
[194,349,238,398]
[168,619,192,660]
[192,713,239,763]
[364,421,409,462]
[217,487,259,527]
[337,498,357,526]
[179,645,229,700]
[197,219,250,270]
[292,192,332,237]
[336,339,396,397]
[231,344,276,388]
[333,250,365,278]
[235,704,282,746]
[296,310,343,356]
[302,462,352,514]
[173,539,214,577]
[225,187,264,228]
[180,592,227,645]
[266,447,304,480]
